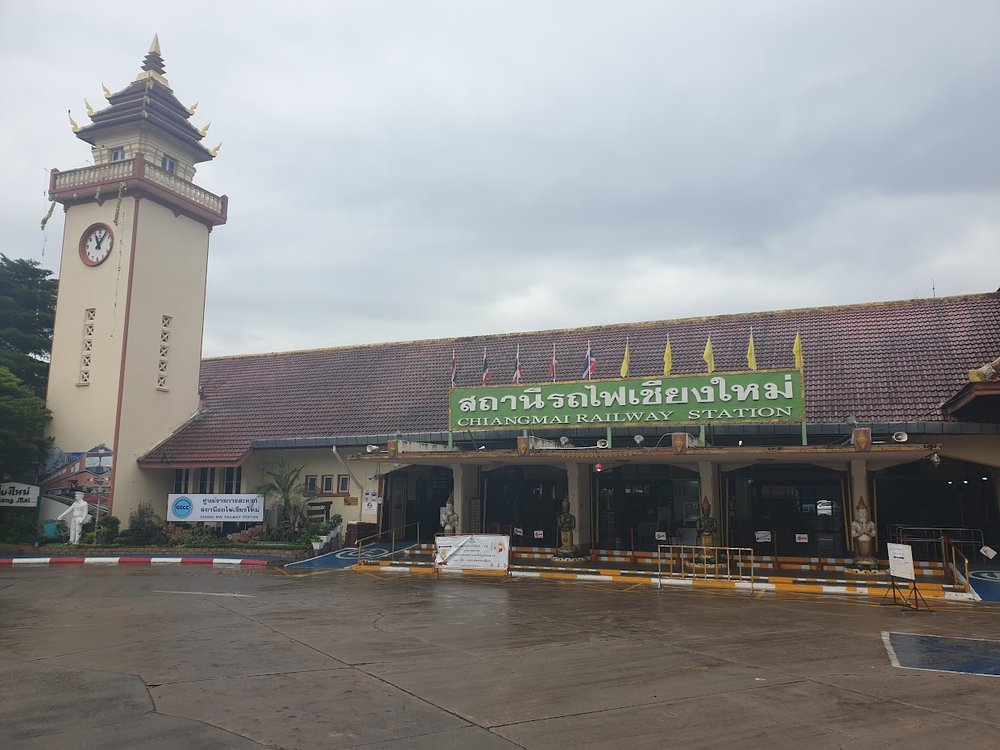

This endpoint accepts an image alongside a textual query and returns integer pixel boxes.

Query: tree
[255,464,318,540]
[0,366,51,482]
[0,254,58,399]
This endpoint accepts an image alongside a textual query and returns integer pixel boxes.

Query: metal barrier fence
[656,544,756,594]
[888,525,983,563]
[948,544,972,593]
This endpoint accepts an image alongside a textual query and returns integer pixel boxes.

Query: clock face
[80,223,114,266]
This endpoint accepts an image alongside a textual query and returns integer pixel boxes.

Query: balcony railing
[52,156,224,216]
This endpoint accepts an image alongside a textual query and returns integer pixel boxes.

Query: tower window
[109,147,126,162]
[160,155,177,173]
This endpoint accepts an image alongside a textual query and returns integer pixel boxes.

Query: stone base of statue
[552,547,587,561]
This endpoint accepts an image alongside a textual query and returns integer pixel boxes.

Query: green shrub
[127,501,163,544]
[0,509,38,543]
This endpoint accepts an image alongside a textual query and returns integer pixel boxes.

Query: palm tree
[255,464,317,540]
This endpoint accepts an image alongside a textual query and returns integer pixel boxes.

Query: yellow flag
[619,339,631,378]
[792,332,804,369]
[663,338,672,376]
[703,336,715,374]
[746,331,757,371]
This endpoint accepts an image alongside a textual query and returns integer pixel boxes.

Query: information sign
[0,482,39,507]
[886,542,916,580]
[435,534,510,571]
[167,494,264,522]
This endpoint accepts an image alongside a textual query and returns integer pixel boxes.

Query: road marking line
[154,590,256,598]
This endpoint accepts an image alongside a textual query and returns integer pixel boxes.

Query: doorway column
[450,463,479,534]
[698,460,717,518]
[565,462,592,552]
[849,459,871,552]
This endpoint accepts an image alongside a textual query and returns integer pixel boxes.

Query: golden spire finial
[85,99,95,117]
[185,101,199,115]
[102,83,113,100]
[198,121,211,136]
[210,142,222,157]
[68,110,80,132]
[149,34,161,55]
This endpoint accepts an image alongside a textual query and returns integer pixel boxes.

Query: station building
[43,41,1000,563]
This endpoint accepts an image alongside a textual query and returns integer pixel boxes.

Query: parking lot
[2,565,999,749]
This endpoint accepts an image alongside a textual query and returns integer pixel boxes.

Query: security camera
[559,436,570,446]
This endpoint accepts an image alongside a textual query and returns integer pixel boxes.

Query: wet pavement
[1,565,999,749]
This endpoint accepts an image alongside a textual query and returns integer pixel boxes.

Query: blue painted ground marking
[883,631,1000,677]
[285,541,417,569]
[970,570,1000,602]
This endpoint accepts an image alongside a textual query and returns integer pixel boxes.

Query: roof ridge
[202,290,999,362]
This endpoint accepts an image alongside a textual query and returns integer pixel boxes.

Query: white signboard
[795,533,809,543]
[981,546,997,560]
[435,534,510,571]
[167,494,264,522]
[755,530,772,543]
[0,482,40,507]
[886,542,915,581]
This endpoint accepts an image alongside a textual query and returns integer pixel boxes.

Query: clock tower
[45,37,227,524]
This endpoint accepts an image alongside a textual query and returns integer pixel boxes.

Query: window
[109,146,126,162]
[157,315,172,389]
[79,308,96,385]
[321,475,335,494]
[198,467,215,494]
[161,154,177,173]
[173,469,190,494]
[305,475,318,493]
[337,475,350,494]
[224,467,242,493]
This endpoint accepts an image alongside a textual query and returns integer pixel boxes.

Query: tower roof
[75,36,214,163]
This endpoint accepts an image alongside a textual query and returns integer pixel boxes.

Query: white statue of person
[442,495,459,535]
[58,492,91,545]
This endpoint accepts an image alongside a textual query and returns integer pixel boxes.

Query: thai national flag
[512,345,523,384]
[582,340,597,380]
[450,349,457,387]
[547,343,558,381]
[481,346,491,385]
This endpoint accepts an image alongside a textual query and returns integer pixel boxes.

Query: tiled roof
[141,292,1000,465]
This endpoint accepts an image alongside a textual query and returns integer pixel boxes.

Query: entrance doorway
[483,466,566,546]
[726,465,847,557]
[592,464,699,551]
[875,457,998,559]
[382,466,453,540]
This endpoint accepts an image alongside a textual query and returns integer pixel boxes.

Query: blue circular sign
[172,496,193,519]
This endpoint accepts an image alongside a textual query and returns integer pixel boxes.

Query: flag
[663,337,672,376]
[547,343,558,381]
[746,330,757,371]
[512,345,523,384]
[703,336,715,374]
[792,332,804,370]
[619,337,631,378]
[581,340,597,379]
[450,349,457,386]
[481,346,491,384]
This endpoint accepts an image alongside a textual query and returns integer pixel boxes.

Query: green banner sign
[449,370,804,431]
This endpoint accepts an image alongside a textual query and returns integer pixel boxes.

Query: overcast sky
[2,1,999,358]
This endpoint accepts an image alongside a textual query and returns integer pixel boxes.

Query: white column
[565,462,592,551]
[450,463,479,534]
